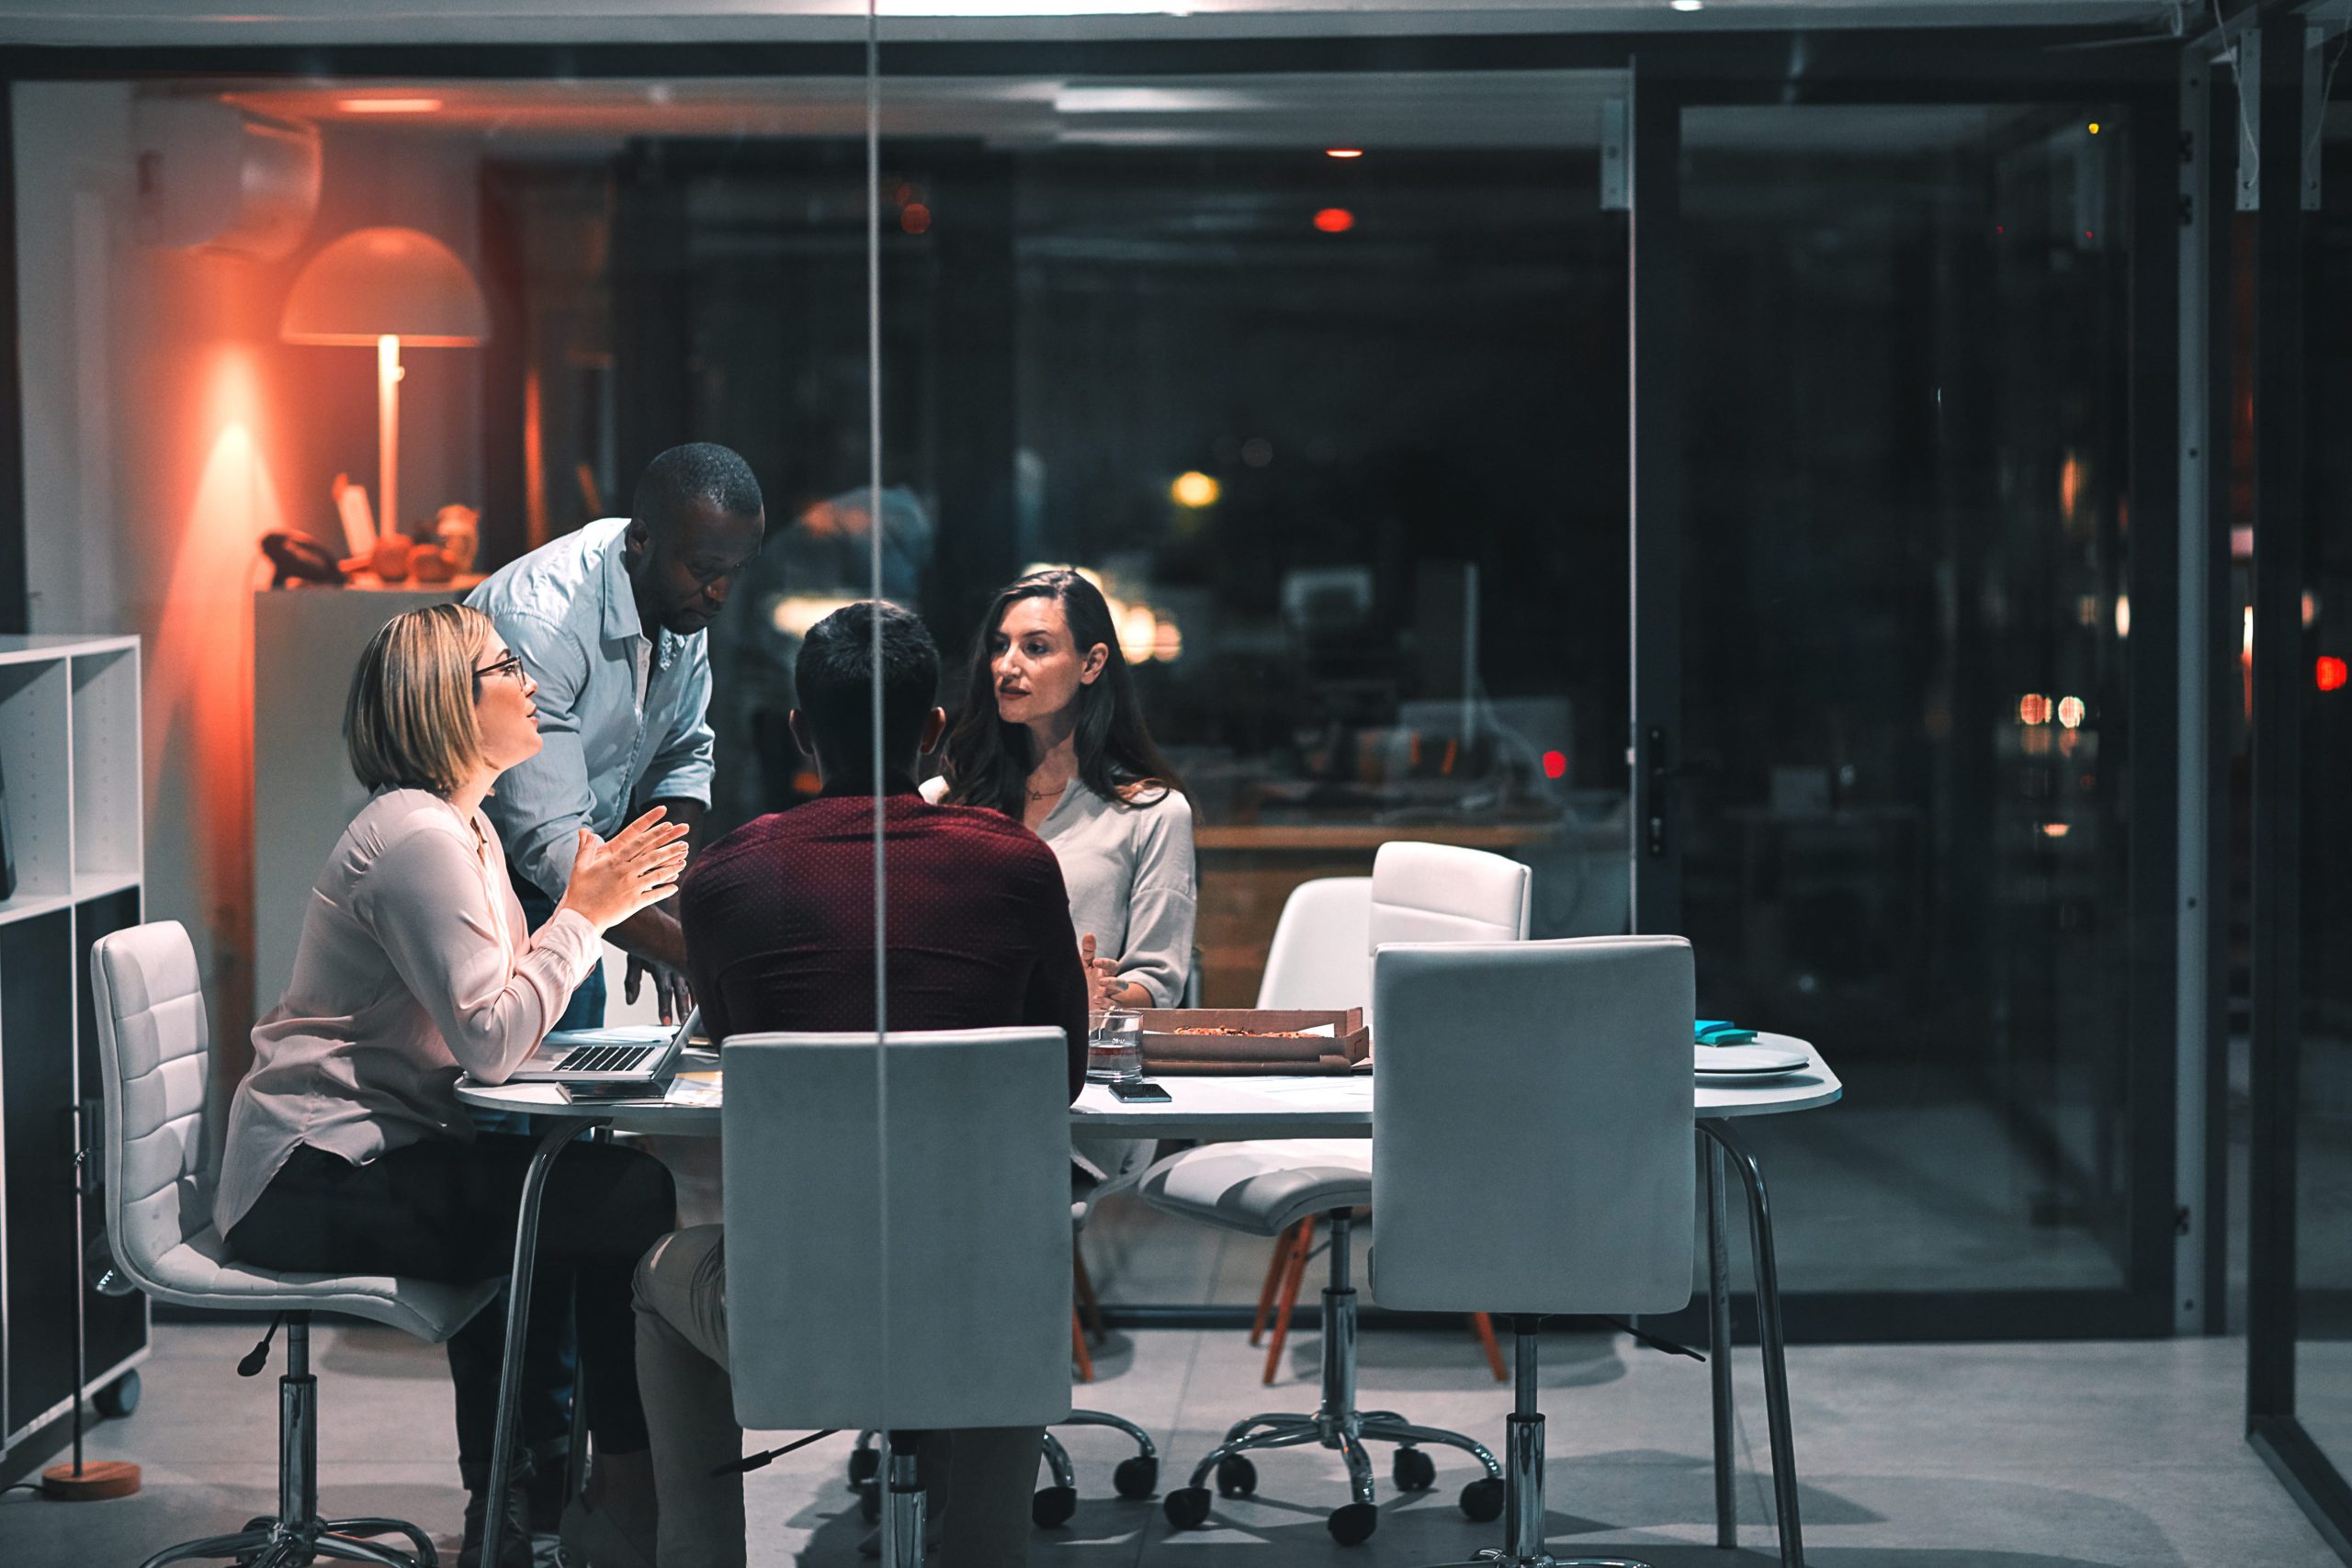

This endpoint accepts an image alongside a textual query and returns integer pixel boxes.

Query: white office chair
[1256,875,1374,1012]
[90,920,501,1568]
[1151,842,1530,1546]
[847,1141,1164,1530]
[1371,936,1695,1568]
[722,1029,1073,1568]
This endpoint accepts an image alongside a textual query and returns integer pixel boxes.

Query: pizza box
[1136,1008,1370,1074]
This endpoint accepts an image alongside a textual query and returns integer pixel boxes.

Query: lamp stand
[377,333,403,541]
[41,1100,139,1502]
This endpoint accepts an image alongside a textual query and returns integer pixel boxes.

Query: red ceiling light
[1541,750,1568,780]
[2320,656,2349,693]
[1313,208,1355,233]
[900,203,933,235]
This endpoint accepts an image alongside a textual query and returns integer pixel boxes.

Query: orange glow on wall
[337,97,444,115]
[144,334,291,1061]
[523,365,548,549]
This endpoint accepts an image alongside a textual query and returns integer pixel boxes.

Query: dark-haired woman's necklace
[1027,781,1069,801]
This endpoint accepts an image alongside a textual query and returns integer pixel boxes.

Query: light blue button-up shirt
[466,518,716,900]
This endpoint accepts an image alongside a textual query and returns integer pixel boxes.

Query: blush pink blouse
[213,788,599,1236]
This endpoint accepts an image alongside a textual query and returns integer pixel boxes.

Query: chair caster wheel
[848,1446,878,1486]
[1032,1484,1077,1528]
[1460,1476,1506,1522]
[1113,1456,1159,1498]
[857,1482,882,1523]
[1328,1501,1379,1545]
[1163,1486,1213,1530]
[1392,1445,1436,1491]
[1215,1455,1257,1497]
[96,1372,140,1419]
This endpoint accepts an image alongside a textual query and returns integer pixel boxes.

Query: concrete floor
[0,1320,2335,1568]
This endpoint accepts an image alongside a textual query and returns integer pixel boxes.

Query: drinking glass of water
[1088,1009,1144,1082]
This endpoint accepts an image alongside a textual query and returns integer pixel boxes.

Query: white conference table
[455,1034,1838,1568]
[457,1031,1840,1137]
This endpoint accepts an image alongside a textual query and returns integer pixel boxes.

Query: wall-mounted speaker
[131,98,321,262]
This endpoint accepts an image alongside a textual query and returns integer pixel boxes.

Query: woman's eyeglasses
[475,651,526,684]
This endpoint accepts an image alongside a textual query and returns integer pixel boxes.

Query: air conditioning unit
[132,99,321,261]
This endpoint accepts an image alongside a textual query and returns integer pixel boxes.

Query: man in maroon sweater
[627,602,1090,1568]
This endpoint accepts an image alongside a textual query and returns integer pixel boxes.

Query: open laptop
[506,1006,699,1087]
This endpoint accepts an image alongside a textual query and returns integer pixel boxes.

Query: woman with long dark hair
[931,569,1195,1010]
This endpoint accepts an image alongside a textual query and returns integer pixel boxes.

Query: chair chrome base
[850,1408,1161,1529]
[1162,1210,1504,1547]
[1035,1409,1161,1524]
[138,1316,438,1568]
[1410,1323,1650,1568]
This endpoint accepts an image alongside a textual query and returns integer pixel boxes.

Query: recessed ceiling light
[1326,148,1363,159]
[338,97,443,114]
[1669,0,1704,10]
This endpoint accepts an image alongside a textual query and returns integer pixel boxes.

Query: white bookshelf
[0,633,147,1465]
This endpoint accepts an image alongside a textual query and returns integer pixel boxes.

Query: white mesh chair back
[1367,842,1531,948]
[90,921,219,1293]
[721,1028,1075,1433]
[1254,876,1373,1010]
[1369,937,1695,1317]
[1363,842,1530,1028]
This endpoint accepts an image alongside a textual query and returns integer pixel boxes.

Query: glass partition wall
[1631,78,2188,1341]
[31,30,2207,1417]
[2249,16,2352,1558]
[860,73,1634,1319]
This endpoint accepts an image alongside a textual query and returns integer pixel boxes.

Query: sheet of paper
[666,1072,722,1107]
[1253,1079,1372,1099]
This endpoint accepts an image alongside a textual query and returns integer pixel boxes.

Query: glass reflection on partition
[2294,90,2352,1482]
[1674,104,2138,1303]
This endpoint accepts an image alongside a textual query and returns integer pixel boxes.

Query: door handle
[1645,728,1670,859]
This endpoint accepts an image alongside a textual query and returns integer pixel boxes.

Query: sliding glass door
[1632,83,2184,1339]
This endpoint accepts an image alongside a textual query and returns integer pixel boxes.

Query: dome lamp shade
[280,226,487,346]
[281,226,488,542]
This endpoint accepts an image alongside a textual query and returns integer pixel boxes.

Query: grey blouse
[923,776,1197,1007]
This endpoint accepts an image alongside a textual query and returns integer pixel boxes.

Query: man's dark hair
[632,442,764,534]
[797,601,941,776]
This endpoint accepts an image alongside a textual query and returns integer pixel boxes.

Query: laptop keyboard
[550,1043,653,1075]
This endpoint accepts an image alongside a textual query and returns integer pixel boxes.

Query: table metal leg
[1705,1136,1736,1550]
[478,1118,600,1568]
[1701,1119,1804,1568]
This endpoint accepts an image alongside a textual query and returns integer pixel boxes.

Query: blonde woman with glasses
[216,604,685,1568]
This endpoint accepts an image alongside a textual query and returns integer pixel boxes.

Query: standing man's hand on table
[626,938,694,1024]
[606,795,707,1024]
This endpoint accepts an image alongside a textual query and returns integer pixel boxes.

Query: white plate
[1696,1066,1813,1085]
[1693,1043,1810,1076]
